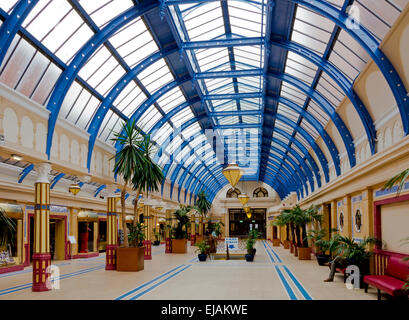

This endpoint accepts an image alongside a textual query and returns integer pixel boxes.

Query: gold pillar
[32,163,51,292]
[143,205,152,259]
[106,195,118,270]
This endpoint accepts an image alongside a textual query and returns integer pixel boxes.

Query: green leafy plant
[128,222,146,247]
[335,236,381,271]
[384,168,409,196]
[246,238,255,255]
[172,206,191,240]
[248,229,261,240]
[195,240,210,255]
[111,119,145,247]
[306,228,339,255]
[196,190,211,218]
[131,134,164,226]
[273,211,291,242]
[212,221,225,237]
[0,207,15,250]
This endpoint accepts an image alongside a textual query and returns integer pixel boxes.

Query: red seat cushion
[336,268,346,274]
[385,256,409,282]
[364,275,407,296]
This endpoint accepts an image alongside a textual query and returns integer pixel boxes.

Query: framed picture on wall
[339,212,344,231]
[355,209,362,232]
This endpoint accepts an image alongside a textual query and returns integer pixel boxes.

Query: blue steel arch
[45,0,160,158]
[87,46,180,169]
[270,38,376,154]
[268,94,341,173]
[268,152,309,193]
[264,160,300,195]
[267,156,305,195]
[189,162,221,198]
[0,0,39,66]
[193,169,225,197]
[275,114,329,183]
[271,137,315,187]
[291,0,409,136]
[268,71,354,171]
[274,124,327,184]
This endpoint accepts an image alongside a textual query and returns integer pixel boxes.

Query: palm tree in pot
[280,208,298,254]
[335,236,381,287]
[291,205,321,260]
[196,190,211,240]
[111,120,145,248]
[306,228,338,265]
[131,134,164,228]
[273,212,291,249]
[171,206,191,253]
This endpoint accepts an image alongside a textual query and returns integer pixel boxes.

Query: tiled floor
[0,241,379,300]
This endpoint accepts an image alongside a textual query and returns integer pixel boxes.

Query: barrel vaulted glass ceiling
[0,0,408,203]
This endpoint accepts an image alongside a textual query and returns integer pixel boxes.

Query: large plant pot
[198,253,207,261]
[171,239,187,253]
[316,254,330,266]
[298,247,311,260]
[245,254,254,262]
[272,239,281,247]
[116,246,144,272]
[283,241,290,249]
[252,248,256,256]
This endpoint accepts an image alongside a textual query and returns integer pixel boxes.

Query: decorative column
[165,209,172,253]
[106,186,118,270]
[143,204,152,260]
[32,163,51,292]
[190,215,196,246]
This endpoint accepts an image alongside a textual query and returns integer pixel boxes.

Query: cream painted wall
[380,201,409,254]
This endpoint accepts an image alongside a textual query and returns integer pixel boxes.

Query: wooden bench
[363,256,409,300]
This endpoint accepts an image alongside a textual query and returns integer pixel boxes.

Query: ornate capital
[106,184,118,198]
[35,163,51,183]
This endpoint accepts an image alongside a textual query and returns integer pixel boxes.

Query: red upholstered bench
[364,256,409,300]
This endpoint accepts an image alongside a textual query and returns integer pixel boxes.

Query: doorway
[98,220,107,252]
[229,208,266,238]
[29,216,65,261]
[78,221,94,253]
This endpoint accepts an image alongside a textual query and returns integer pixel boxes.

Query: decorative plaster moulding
[0,82,50,119]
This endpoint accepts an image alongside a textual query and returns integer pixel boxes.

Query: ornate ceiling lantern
[238,193,249,206]
[243,205,251,219]
[69,181,81,196]
[222,163,243,188]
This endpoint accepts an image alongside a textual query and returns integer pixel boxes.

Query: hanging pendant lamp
[222,163,243,188]
[69,183,81,196]
[238,193,249,206]
[243,204,251,219]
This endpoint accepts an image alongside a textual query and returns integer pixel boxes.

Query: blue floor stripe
[262,241,276,263]
[115,264,186,300]
[275,265,297,300]
[282,265,313,300]
[265,241,282,263]
[129,264,192,300]
[0,264,105,296]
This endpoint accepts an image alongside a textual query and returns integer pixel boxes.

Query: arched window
[253,187,268,198]
[226,188,241,198]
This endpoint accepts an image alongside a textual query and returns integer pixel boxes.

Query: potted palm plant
[171,206,191,253]
[116,222,146,271]
[306,229,338,265]
[195,190,211,243]
[111,119,145,248]
[212,221,224,239]
[196,240,210,261]
[273,212,291,249]
[335,236,381,287]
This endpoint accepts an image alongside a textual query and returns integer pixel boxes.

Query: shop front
[0,203,24,273]
[74,211,99,258]
[27,205,69,264]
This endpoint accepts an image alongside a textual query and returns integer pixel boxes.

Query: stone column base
[105,245,117,270]
[144,240,152,260]
[32,253,51,292]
